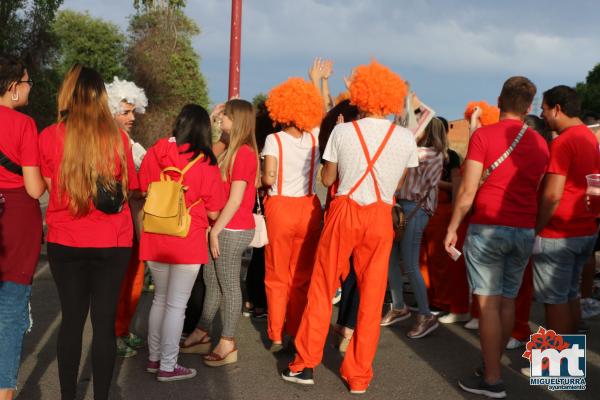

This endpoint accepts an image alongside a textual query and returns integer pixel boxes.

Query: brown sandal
[203,338,238,367]
[180,332,211,354]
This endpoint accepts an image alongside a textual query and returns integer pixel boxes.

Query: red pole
[228,0,242,99]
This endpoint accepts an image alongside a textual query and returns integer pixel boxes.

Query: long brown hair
[57,65,128,216]
[219,99,260,186]
[418,117,449,160]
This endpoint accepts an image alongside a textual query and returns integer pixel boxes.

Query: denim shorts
[533,234,597,304]
[464,224,535,298]
[0,281,32,389]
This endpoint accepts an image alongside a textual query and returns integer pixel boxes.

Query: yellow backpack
[143,154,203,238]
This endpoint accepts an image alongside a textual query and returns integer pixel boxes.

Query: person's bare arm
[469,107,482,138]
[23,166,46,199]
[321,59,334,111]
[262,155,277,187]
[450,167,462,206]
[535,173,565,234]
[321,161,338,187]
[444,160,483,252]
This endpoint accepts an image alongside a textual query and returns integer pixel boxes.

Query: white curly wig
[105,77,148,115]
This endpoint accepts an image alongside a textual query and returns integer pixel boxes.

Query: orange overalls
[290,121,396,391]
[419,190,470,314]
[264,132,323,342]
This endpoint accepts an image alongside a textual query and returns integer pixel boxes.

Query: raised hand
[309,57,323,84]
[322,59,333,79]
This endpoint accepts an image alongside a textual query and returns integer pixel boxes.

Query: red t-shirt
[0,106,39,188]
[225,144,257,230]
[39,123,139,248]
[467,119,549,228]
[138,138,227,264]
[541,125,600,238]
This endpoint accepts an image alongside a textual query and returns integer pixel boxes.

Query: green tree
[52,10,128,81]
[127,0,210,147]
[576,63,600,114]
[252,93,268,108]
[0,0,63,129]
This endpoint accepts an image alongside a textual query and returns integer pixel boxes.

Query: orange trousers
[470,261,533,341]
[115,239,145,337]
[290,197,393,390]
[419,193,470,314]
[264,195,322,342]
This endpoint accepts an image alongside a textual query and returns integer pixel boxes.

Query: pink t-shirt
[0,106,39,187]
[225,144,257,230]
[541,125,600,238]
[467,119,549,228]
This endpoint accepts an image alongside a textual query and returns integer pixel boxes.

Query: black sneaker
[281,368,314,385]
[458,375,506,398]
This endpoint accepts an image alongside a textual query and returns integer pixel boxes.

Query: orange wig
[464,101,500,126]
[335,91,351,105]
[349,60,407,116]
[266,77,324,132]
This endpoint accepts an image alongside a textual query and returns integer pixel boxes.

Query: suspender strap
[347,121,396,201]
[307,132,316,196]
[274,133,284,195]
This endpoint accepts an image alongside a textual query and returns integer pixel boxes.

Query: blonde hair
[57,65,128,216]
[219,99,260,187]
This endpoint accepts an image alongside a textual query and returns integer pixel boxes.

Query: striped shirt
[398,147,444,216]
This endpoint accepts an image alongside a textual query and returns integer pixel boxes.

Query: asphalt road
[15,255,600,400]
[15,191,600,399]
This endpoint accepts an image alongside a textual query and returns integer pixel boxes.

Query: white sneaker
[438,312,471,324]
[464,318,479,330]
[506,337,525,350]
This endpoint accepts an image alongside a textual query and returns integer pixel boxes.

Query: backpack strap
[159,154,204,183]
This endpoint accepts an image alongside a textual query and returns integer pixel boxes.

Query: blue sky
[61,0,600,120]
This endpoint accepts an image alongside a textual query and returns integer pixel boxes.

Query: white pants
[147,261,201,371]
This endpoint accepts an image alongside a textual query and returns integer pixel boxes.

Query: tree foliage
[0,0,63,129]
[576,63,600,114]
[52,10,128,81]
[127,4,210,147]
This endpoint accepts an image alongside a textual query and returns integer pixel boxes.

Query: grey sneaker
[407,314,439,339]
[380,305,411,326]
[458,375,506,398]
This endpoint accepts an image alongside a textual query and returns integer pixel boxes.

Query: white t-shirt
[261,130,320,197]
[323,118,418,205]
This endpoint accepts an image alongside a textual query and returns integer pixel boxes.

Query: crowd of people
[1,52,599,400]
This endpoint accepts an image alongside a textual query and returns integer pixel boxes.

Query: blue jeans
[388,200,431,315]
[533,234,597,304]
[0,281,32,390]
[464,224,535,298]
